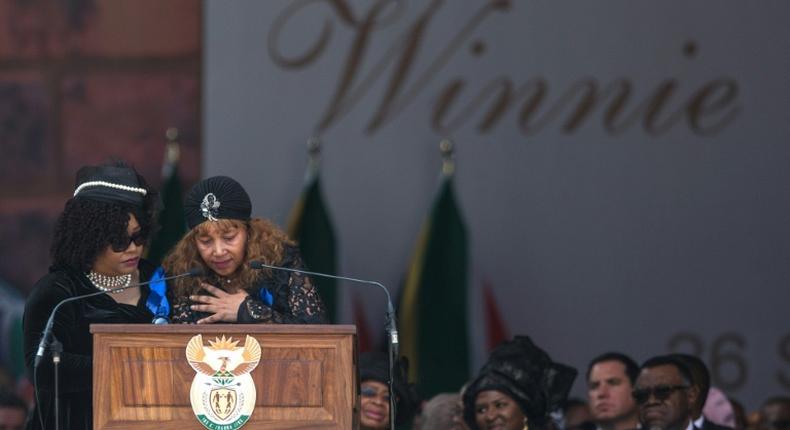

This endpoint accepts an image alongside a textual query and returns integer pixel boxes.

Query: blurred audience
[563,398,594,430]
[0,390,27,430]
[670,354,734,430]
[729,398,748,430]
[703,387,736,429]
[415,392,468,430]
[757,397,790,430]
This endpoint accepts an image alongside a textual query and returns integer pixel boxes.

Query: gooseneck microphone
[247,261,399,351]
[248,260,400,430]
[34,267,203,367]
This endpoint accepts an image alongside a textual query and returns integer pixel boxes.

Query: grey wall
[204,0,790,407]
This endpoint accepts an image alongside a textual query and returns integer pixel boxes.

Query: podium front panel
[92,324,357,429]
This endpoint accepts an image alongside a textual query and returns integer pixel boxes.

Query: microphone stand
[249,261,399,429]
[52,338,62,430]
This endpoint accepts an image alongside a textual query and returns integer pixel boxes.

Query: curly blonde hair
[163,218,294,297]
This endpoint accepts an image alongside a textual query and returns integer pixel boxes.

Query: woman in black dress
[162,175,326,324]
[22,162,158,430]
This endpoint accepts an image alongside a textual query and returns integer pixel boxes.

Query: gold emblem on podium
[186,335,261,430]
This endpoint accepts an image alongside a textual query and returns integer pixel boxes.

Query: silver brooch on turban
[200,193,220,221]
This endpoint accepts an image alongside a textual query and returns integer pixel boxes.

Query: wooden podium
[91,324,358,429]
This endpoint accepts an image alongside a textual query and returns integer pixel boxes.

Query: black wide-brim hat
[462,336,577,429]
[183,176,252,229]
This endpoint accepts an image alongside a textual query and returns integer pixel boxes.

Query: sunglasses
[360,386,391,402]
[110,231,147,252]
[632,385,689,404]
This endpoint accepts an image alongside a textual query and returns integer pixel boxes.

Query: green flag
[287,174,338,323]
[400,176,469,398]
[147,143,186,265]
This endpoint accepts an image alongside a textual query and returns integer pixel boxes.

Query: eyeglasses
[110,231,147,252]
[632,385,689,404]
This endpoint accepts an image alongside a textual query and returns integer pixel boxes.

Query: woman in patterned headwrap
[162,176,326,324]
[463,336,578,430]
[23,161,159,430]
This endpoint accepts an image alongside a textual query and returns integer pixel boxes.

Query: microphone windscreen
[187,267,204,277]
[248,261,263,270]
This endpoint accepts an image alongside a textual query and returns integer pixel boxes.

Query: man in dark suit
[669,354,735,430]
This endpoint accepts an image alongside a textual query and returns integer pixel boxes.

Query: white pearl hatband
[73,181,147,197]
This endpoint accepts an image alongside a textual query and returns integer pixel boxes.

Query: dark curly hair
[50,162,158,272]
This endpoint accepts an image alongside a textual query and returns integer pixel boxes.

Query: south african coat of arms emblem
[186,334,261,430]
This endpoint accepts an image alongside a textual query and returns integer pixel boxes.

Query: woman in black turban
[23,161,159,429]
[463,336,578,430]
[358,352,419,429]
[162,176,327,324]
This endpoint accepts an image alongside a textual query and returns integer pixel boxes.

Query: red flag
[483,280,509,351]
[353,293,374,353]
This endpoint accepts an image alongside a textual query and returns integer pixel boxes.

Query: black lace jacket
[169,245,327,324]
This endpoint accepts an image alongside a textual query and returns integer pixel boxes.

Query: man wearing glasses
[633,356,700,430]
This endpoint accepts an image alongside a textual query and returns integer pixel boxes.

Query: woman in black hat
[358,352,419,430]
[163,175,326,324]
[23,161,159,430]
[463,336,577,430]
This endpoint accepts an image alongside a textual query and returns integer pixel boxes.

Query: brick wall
[0,0,202,293]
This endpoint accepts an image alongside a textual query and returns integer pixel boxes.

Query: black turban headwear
[359,351,420,427]
[463,336,578,430]
[73,164,147,208]
[184,176,252,229]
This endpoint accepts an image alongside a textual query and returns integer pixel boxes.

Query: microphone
[247,260,398,346]
[248,260,400,430]
[34,267,202,367]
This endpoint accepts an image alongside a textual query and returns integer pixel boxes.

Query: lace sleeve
[237,249,327,324]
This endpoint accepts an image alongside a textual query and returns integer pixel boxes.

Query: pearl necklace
[86,271,132,293]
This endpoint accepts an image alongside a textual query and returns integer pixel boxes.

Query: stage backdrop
[204,0,790,406]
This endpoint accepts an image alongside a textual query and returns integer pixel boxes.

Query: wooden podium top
[91,323,357,334]
[92,324,358,429]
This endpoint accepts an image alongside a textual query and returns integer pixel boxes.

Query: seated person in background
[462,336,577,430]
[728,398,748,430]
[757,397,790,430]
[670,354,734,430]
[702,387,738,429]
[564,398,594,430]
[163,176,326,324]
[586,352,640,430]
[0,390,27,430]
[358,351,418,430]
[417,392,469,430]
[633,355,698,430]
